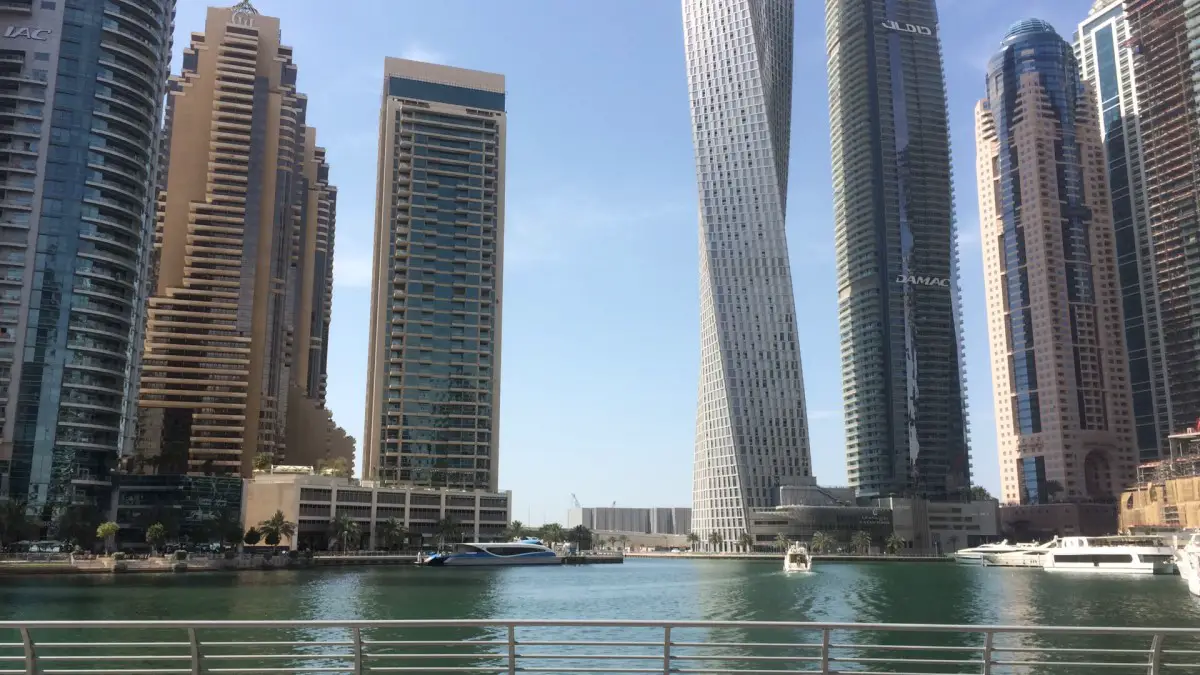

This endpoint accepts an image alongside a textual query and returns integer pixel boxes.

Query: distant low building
[567,507,691,536]
[245,473,510,550]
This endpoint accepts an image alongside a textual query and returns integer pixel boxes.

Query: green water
[1,559,1197,672]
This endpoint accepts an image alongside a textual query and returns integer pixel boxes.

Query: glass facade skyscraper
[1075,0,1169,462]
[363,59,504,492]
[975,19,1137,506]
[825,0,970,500]
[683,0,814,548]
[0,0,176,512]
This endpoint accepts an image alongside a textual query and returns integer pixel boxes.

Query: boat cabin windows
[1053,554,1133,564]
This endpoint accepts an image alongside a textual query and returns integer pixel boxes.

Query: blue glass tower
[0,0,176,514]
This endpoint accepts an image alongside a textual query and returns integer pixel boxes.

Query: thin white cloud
[400,44,449,65]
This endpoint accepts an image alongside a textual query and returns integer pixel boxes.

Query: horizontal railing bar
[360,662,501,667]
[204,669,359,674]
[828,642,983,652]
[671,669,823,675]
[34,655,191,661]
[3,619,1196,635]
[203,641,354,647]
[669,641,821,649]
[513,669,667,674]
[202,653,353,660]
[515,640,665,648]
[669,654,821,662]
[830,656,984,666]
[33,642,191,649]
[366,640,508,647]
[992,646,1153,654]
[990,660,1149,668]
[38,670,193,675]
[515,653,661,660]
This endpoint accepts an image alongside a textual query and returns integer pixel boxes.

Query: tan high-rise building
[364,59,505,491]
[975,19,1137,517]
[137,2,351,479]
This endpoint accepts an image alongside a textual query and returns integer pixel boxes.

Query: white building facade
[682,0,813,549]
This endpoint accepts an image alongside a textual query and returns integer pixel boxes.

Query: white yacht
[952,540,1030,564]
[419,538,560,567]
[1041,535,1176,575]
[982,538,1059,568]
[1175,532,1200,596]
[783,544,812,573]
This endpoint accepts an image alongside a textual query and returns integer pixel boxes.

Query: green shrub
[111,552,127,561]
[173,550,188,561]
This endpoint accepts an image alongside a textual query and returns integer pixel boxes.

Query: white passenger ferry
[1041,535,1176,575]
[418,537,560,567]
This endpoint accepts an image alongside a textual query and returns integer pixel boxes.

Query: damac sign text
[2,27,52,41]
[896,275,949,287]
[881,20,932,36]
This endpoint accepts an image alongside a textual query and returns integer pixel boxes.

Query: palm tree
[375,517,406,551]
[738,531,755,552]
[435,517,463,550]
[617,534,629,551]
[707,531,724,551]
[686,532,701,550]
[567,525,593,550]
[145,523,167,555]
[969,485,995,502]
[809,531,832,554]
[243,527,262,546]
[538,523,565,545]
[328,514,359,552]
[317,457,353,478]
[885,533,906,555]
[96,521,119,555]
[258,510,297,548]
[851,530,872,555]
[215,510,244,550]
[607,536,617,550]
[774,533,790,551]
[253,452,274,473]
[503,520,525,541]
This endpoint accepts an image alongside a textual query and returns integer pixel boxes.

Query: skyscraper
[976,19,1137,508]
[136,2,349,478]
[1075,0,1170,462]
[363,58,505,492]
[1123,0,1200,441]
[683,0,813,547]
[0,0,176,511]
[824,0,970,500]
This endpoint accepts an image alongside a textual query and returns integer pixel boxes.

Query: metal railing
[2,619,1198,674]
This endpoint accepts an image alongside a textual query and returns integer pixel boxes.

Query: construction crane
[571,493,581,509]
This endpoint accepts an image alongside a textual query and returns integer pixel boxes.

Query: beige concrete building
[364,59,505,491]
[975,20,1137,519]
[244,473,510,550]
[136,3,349,478]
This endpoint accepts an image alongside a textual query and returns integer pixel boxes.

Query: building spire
[231,0,258,15]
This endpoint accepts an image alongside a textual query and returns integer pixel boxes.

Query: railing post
[352,627,363,675]
[506,624,517,675]
[1148,634,1165,675]
[820,628,830,674]
[662,626,671,674]
[980,631,993,675]
[187,628,200,675]
[19,628,34,675]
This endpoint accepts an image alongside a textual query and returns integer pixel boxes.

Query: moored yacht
[1176,532,1200,596]
[952,540,1030,564]
[1041,535,1176,575]
[982,538,1059,568]
[419,538,560,567]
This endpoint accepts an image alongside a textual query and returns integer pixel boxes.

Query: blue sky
[173,0,1096,525]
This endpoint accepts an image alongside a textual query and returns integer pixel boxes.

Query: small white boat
[1175,532,1200,596]
[783,543,812,573]
[1041,535,1176,575]
[953,540,1031,564]
[420,538,560,567]
[982,538,1059,567]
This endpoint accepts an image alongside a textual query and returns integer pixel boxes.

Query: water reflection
[1,561,1198,673]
